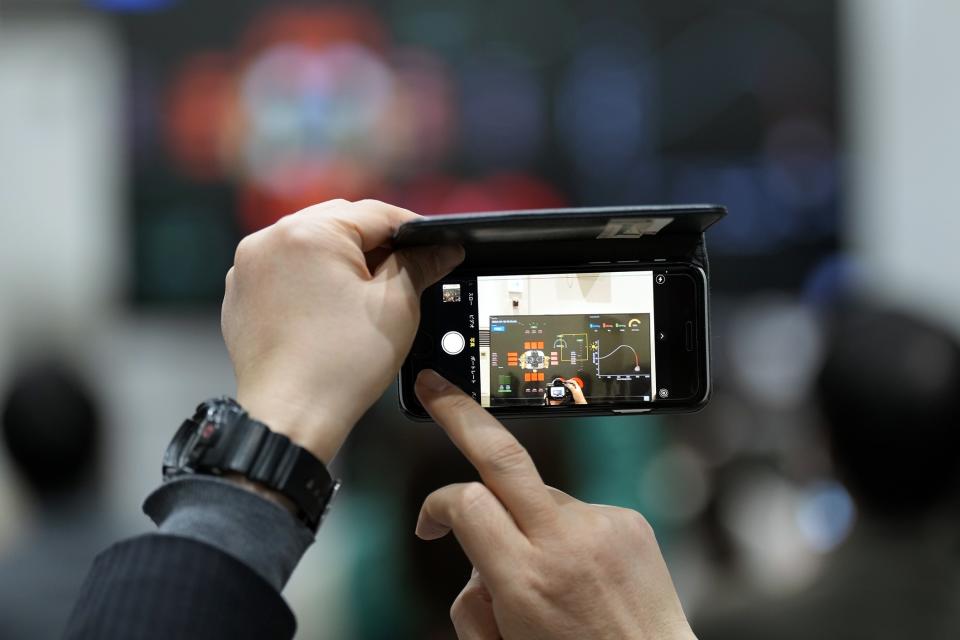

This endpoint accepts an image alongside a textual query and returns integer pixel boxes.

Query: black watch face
[170,399,233,472]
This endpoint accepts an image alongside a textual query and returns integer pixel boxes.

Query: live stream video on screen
[477,271,656,407]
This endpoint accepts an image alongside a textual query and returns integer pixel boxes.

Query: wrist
[223,472,298,515]
[236,390,352,465]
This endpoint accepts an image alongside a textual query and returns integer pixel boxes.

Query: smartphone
[399,262,709,418]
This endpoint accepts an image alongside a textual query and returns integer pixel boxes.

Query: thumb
[377,244,464,294]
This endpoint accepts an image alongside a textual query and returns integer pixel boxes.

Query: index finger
[415,369,558,535]
[299,199,420,252]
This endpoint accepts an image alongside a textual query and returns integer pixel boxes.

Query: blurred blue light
[671,158,838,255]
[90,0,176,11]
[803,253,863,307]
[672,164,770,254]
[796,480,856,553]
[556,44,653,179]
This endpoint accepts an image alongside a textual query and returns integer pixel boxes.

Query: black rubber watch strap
[163,398,339,532]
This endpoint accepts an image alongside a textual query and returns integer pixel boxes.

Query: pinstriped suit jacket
[63,534,295,639]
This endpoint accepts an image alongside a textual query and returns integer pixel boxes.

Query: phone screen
[476,270,657,407]
[404,263,706,415]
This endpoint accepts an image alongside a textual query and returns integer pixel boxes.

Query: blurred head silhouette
[1,360,101,502]
[817,304,960,519]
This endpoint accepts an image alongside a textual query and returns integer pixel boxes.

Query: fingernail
[417,369,449,392]
[414,512,442,539]
[434,244,465,272]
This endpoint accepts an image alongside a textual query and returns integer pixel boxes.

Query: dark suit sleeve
[63,534,296,640]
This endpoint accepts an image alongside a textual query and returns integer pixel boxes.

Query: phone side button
[613,409,651,414]
[684,321,694,351]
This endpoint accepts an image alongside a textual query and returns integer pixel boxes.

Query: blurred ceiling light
[691,391,758,467]
[638,444,710,525]
[728,299,824,410]
[720,467,822,594]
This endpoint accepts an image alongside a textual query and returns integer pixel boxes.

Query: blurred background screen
[122,0,839,304]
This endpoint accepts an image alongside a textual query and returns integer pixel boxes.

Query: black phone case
[393,204,726,420]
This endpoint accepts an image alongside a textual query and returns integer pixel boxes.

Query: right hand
[414,369,696,640]
[564,380,588,405]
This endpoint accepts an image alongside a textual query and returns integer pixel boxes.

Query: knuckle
[618,508,655,542]
[448,598,460,624]
[450,578,491,627]
[275,215,317,249]
[586,509,619,538]
[233,236,256,266]
[455,481,492,516]
[327,216,364,244]
[444,392,479,414]
[449,590,470,624]
[303,199,349,215]
[484,439,530,475]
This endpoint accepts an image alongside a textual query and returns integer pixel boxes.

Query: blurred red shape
[239,5,387,59]
[402,172,567,215]
[165,52,237,181]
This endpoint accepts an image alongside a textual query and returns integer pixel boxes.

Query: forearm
[144,475,315,591]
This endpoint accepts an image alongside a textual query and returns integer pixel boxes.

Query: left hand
[221,199,463,463]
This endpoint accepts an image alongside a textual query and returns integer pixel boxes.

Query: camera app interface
[474,271,657,407]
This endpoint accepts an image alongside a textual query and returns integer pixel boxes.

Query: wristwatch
[163,397,340,532]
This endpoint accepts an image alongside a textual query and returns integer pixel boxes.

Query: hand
[564,380,587,405]
[222,199,463,463]
[414,369,695,640]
